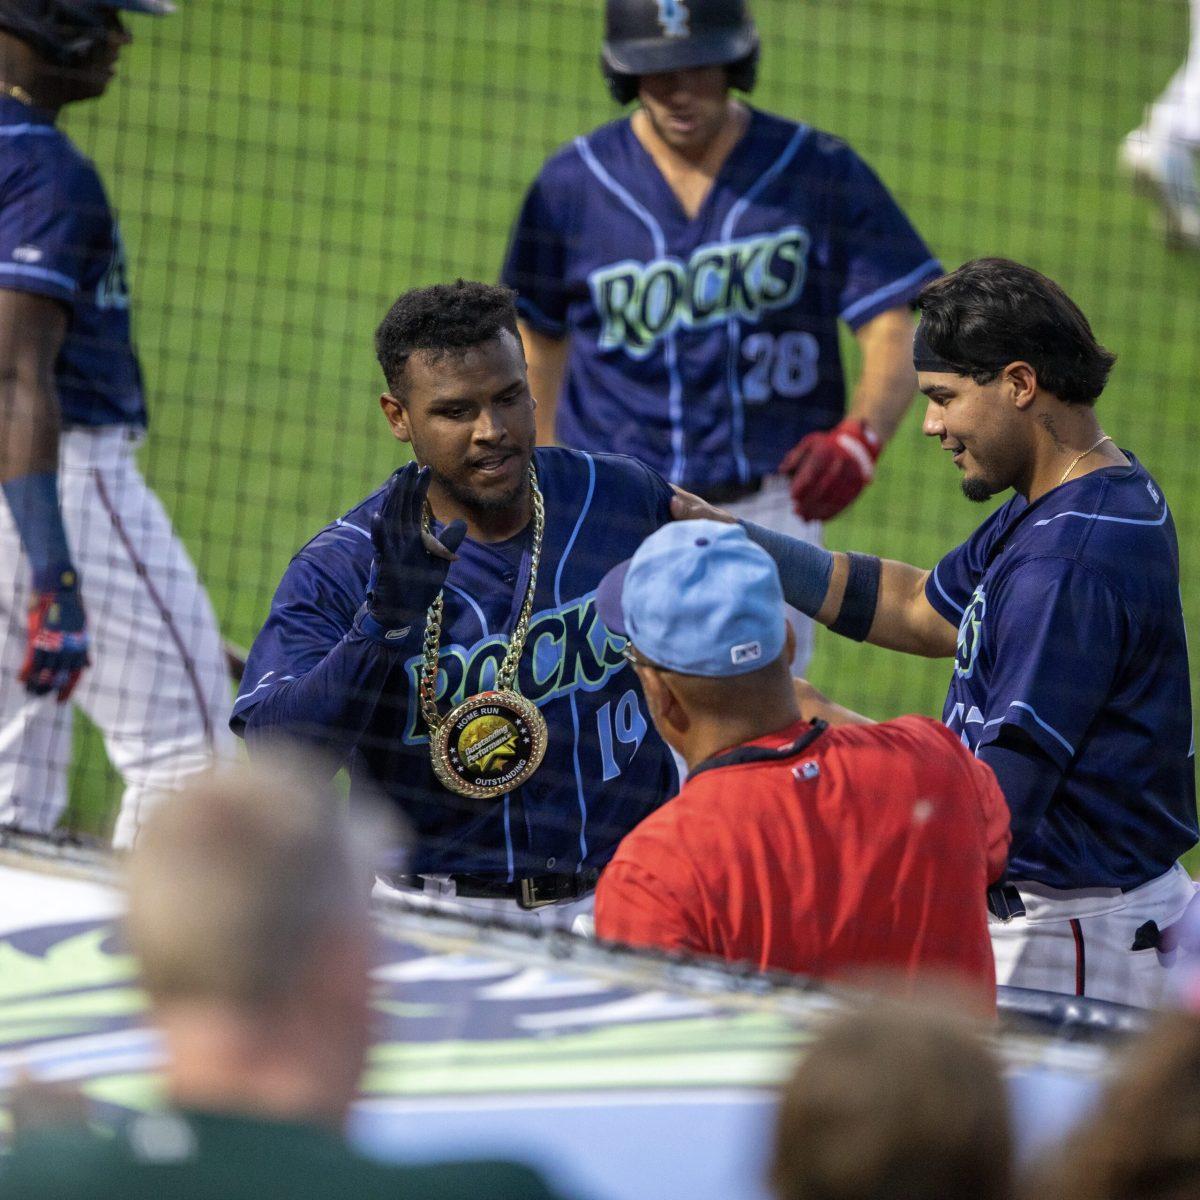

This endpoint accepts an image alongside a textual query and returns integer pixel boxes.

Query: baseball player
[1121,0,1200,250]
[593,520,1010,1005]
[0,0,233,846]
[500,0,941,673]
[674,258,1198,1007]
[232,281,683,931]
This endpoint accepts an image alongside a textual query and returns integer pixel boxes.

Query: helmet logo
[656,0,689,37]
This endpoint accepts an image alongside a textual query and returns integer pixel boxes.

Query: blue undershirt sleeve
[1,472,73,587]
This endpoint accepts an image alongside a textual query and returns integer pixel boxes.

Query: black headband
[912,322,963,374]
[912,323,1013,378]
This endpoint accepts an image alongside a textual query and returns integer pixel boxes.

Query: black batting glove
[367,464,467,635]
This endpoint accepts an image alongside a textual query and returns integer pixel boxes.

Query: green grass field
[60,0,1200,858]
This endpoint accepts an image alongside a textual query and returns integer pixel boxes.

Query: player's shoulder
[531,116,630,189]
[289,478,389,573]
[536,445,668,498]
[864,713,971,759]
[0,116,100,198]
[1005,454,1174,590]
[827,716,993,799]
[750,109,867,174]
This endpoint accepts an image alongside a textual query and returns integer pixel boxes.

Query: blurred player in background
[1121,0,1200,250]
[674,258,1198,1007]
[501,0,941,672]
[0,758,570,1199]
[0,0,232,846]
[593,520,1009,1005]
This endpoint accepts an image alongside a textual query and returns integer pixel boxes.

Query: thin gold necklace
[0,82,34,106]
[1058,434,1114,487]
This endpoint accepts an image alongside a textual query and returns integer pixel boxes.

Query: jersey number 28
[741,331,819,402]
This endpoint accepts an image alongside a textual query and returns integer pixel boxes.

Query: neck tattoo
[1058,434,1114,487]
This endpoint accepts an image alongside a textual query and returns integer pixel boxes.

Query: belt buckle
[987,883,1025,922]
[518,877,558,910]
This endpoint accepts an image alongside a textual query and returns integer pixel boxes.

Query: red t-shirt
[595,715,1010,1000]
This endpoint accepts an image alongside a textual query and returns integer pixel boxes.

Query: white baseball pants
[1148,0,1200,146]
[721,474,821,677]
[990,863,1198,1009]
[0,426,234,847]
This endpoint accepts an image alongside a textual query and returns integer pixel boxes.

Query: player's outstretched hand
[781,418,881,522]
[368,463,467,632]
[669,485,737,525]
[19,570,89,703]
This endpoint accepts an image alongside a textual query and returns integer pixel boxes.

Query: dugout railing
[0,825,1145,1052]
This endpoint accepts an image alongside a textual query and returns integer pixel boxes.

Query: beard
[961,476,995,503]
[431,464,528,514]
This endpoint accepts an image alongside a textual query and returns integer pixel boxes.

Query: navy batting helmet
[0,0,173,67]
[601,0,759,105]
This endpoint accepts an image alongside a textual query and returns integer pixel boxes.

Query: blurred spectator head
[1030,1011,1200,1200]
[770,1004,1012,1200]
[125,756,397,1125]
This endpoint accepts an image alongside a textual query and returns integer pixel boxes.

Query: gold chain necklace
[419,464,548,800]
[0,82,34,106]
[1058,434,1114,487]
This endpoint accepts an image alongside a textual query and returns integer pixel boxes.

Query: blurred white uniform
[0,428,234,847]
[1122,0,1200,247]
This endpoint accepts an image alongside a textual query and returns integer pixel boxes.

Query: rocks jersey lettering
[232,448,678,879]
[502,108,940,489]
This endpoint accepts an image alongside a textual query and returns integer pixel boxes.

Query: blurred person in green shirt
[0,756,569,1200]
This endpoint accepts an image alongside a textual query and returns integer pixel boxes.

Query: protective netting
[10,0,1196,846]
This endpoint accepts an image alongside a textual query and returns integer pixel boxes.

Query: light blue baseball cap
[595,520,787,677]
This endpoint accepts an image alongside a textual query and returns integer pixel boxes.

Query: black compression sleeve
[828,552,882,641]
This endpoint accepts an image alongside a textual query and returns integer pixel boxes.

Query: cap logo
[730,640,761,665]
[656,0,690,37]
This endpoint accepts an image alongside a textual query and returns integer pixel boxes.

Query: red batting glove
[781,418,882,522]
[19,570,90,703]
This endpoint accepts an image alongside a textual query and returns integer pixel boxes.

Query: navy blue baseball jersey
[501,109,939,490]
[232,448,678,878]
[926,454,1197,891]
[0,96,144,427]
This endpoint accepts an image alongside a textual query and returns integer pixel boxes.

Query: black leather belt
[693,477,763,505]
[390,869,600,910]
[987,883,1026,921]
